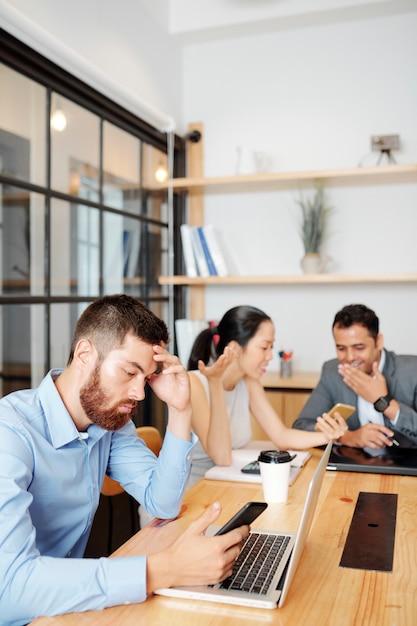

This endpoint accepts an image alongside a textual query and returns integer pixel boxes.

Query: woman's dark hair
[333,303,379,340]
[187,305,271,370]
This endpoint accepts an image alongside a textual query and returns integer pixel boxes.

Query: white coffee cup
[258,450,295,503]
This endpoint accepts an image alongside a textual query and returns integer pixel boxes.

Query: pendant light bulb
[155,162,168,183]
[51,109,67,132]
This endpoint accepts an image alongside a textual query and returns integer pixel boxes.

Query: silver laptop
[155,441,332,609]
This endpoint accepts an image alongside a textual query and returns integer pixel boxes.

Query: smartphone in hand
[314,402,355,430]
[327,403,356,420]
[214,502,268,536]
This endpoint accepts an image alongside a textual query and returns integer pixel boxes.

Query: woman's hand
[198,345,237,382]
[315,412,348,441]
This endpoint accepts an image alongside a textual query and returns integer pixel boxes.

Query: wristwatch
[373,393,392,413]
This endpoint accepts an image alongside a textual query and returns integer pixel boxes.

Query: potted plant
[296,184,332,273]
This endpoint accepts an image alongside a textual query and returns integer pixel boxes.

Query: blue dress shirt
[0,370,195,625]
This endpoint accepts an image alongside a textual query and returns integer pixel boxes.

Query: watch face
[374,396,390,412]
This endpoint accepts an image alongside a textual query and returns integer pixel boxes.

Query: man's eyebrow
[125,360,145,373]
[127,360,161,377]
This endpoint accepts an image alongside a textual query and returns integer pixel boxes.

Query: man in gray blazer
[293,304,417,448]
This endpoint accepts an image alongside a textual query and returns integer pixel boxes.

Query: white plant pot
[301,253,323,274]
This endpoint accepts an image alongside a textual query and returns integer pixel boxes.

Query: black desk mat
[340,492,397,571]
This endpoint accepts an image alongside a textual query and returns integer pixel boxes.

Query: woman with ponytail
[187,305,347,485]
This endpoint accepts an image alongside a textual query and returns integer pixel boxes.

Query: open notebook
[155,442,332,609]
[204,441,311,486]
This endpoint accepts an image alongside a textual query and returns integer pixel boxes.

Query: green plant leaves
[297,185,331,254]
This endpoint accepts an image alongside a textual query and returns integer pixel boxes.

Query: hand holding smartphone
[314,402,355,430]
[214,502,268,536]
[327,403,356,420]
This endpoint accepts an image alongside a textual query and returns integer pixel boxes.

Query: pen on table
[368,420,400,446]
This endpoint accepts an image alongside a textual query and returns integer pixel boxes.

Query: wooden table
[30,448,417,626]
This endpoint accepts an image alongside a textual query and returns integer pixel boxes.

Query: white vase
[301,253,324,274]
[236,147,254,175]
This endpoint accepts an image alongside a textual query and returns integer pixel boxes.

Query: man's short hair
[67,294,169,364]
[332,304,379,340]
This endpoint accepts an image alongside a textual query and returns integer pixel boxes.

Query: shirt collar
[378,348,386,372]
[38,370,107,449]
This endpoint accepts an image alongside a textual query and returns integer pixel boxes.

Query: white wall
[2,1,417,372]
[3,0,183,130]
[182,11,417,372]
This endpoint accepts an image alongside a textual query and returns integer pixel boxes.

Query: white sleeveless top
[188,370,252,486]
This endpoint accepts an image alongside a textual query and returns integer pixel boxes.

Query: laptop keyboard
[220,532,291,595]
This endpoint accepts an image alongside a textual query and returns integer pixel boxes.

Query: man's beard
[79,365,137,431]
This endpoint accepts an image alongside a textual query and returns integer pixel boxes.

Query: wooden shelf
[261,371,320,390]
[159,272,417,286]
[157,125,417,320]
[154,163,417,194]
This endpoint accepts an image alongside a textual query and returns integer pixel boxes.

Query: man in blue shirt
[0,295,248,625]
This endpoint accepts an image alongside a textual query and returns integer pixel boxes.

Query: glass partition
[0,303,46,395]
[0,186,46,296]
[103,121,141,213]
[0,34,184,414]
[51,95,100,195]
[50,198,100,297]
[0,63,47,187]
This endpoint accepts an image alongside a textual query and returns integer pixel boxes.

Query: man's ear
[73,339,96,367]
[376,333,384,351]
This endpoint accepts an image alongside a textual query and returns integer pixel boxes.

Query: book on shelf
[180,224,198,277]
[190,226,210,277]
[202,224,229,277]
[180,223,230,277]
[197,226,217,275]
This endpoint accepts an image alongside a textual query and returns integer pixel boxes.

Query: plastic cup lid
[258,449,296,464]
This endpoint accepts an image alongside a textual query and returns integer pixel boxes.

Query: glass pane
[142,144,169,221]
[142,143,168,189]
[0,63,46,186]
[143,188,169,222]
[50,302,89,370]
[0,186,46,296]
[0,303,46,395]
[51,94,100,195]
[103,213,139,294]
[103,121,141,213]
[120,223,165,299]
[50,198,100,297]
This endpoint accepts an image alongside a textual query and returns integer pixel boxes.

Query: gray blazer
[293,349,417,444]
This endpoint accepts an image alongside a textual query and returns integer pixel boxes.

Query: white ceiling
[139,0,417,42]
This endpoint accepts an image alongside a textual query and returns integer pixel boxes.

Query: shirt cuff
[104,555,148,606]
[389,406,400,425]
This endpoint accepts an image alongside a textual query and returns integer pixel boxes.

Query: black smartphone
[241,460,260,475]
[214,501,268,536]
